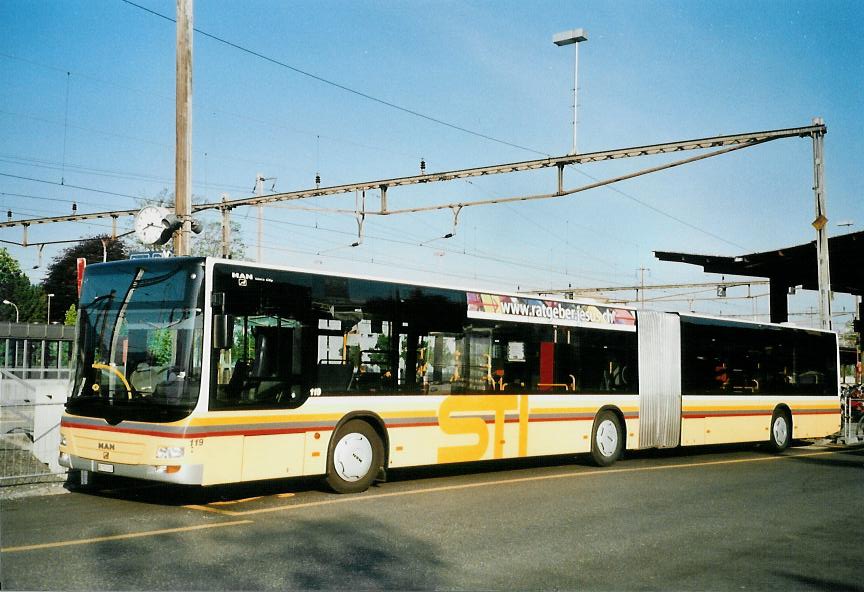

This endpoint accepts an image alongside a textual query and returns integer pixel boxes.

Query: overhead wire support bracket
[379,184,388,214]
[0,123,826,231]
[204,123,824,211]
[444,205,463,239]
[351,190,366,247]
[557,163,565,195]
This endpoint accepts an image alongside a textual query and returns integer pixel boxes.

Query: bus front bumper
[58,452,204,485]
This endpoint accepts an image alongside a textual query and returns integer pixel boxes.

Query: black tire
[589,410,623,467]
[767,408,791,452]
[326,420,384,494]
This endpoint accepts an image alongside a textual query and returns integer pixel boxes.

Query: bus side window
[214,317,309,408]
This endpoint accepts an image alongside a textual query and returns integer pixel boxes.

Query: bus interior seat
[317,363,355,392]
[227,360,250,400]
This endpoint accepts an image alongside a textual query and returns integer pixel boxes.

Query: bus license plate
[96,463,114,473]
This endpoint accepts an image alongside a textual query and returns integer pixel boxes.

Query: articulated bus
[59,257,840,493]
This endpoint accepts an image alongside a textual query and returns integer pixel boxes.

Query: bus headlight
[156,446,185,459]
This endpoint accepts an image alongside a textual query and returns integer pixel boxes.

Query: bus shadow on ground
[368,440,798,486]
[782,445,864,470]
[62,440,832,506]
[62,472,326,506]
[79,513,447,591]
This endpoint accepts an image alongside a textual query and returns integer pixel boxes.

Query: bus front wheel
[768,409,791,452]
[590,410,623,467]
[326,420,384,494]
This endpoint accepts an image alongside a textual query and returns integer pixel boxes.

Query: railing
[0,367,72,381]
[0,369,69,486]
[841,387,864,442]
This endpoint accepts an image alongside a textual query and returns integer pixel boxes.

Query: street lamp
[3,299,19,368]
[2,299,19,323]
[47,293,55,324]
[553,28,588,154]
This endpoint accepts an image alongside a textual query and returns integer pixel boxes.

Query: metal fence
[840,388,864,444]
[0,369,70,486]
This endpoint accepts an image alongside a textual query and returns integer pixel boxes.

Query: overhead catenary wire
[0,152,253,194]
[257,231,556,289]
[118,0,549,158]
[566,163,749,251]
[0,171,148,201]
[0,229,135,248]
[0,109,296,182]
[0,51,793,257]
[261,214,622,284]
[0,53,422,164]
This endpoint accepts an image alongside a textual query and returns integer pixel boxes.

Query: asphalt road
[2,442,863,591]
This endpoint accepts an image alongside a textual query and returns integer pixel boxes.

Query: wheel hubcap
[333,432,373,482]
[596,419,619,457]
[773,417,788,445]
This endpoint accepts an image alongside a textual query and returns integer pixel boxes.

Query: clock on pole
[134,206,169,245]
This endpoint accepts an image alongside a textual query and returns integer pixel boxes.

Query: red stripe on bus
[682,409,837,419]
[65,412,646,439]
[60,420,335,439]
[64,410,648,439]
[61,421,186,438]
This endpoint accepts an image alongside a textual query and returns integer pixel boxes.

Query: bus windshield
[66,258,205,423]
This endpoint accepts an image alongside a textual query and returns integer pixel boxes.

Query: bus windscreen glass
[66,258,205,423]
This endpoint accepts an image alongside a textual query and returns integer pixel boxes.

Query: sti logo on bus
[437,395,529,464]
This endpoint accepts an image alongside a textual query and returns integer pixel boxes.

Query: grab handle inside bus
[213,314,233,350]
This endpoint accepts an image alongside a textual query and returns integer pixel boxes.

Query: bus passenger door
[637,311,682,449]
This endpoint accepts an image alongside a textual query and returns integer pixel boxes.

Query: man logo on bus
[232,271,252,287]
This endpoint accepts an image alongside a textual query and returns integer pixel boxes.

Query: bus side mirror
[213,315,233,350]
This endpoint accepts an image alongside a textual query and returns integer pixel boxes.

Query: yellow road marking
[182,504,236,515]
[0,520,253,554]
[210,496,263,505]
[188,448,840,517]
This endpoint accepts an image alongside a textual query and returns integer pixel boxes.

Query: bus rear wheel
[326,420,384,494]
[767,409,791,452]
[590,410,623,467]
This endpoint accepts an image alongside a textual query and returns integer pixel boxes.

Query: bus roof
[100,256,832,335]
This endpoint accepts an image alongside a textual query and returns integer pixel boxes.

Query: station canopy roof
[655,230,863,296]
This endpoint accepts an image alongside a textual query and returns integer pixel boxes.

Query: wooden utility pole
[174,0,193,256]
[220,194,231,258]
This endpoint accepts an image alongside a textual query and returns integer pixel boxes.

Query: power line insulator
[420,158,426,174]
[72,202,77,212]
[6,210,11,220]
[315,173,321,188]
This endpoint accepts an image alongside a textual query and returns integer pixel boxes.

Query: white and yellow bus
[59,257,840,493]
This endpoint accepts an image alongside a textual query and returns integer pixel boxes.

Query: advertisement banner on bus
[466,292,636,331]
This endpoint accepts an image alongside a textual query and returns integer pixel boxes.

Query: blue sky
[1,0,861,326]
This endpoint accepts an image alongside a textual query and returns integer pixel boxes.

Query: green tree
[368,334,390,366]
[64,304,77,326]
[189,220,247,259]
[147,328,173,366]
[41,236,127,321]
[0,248,46,322]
